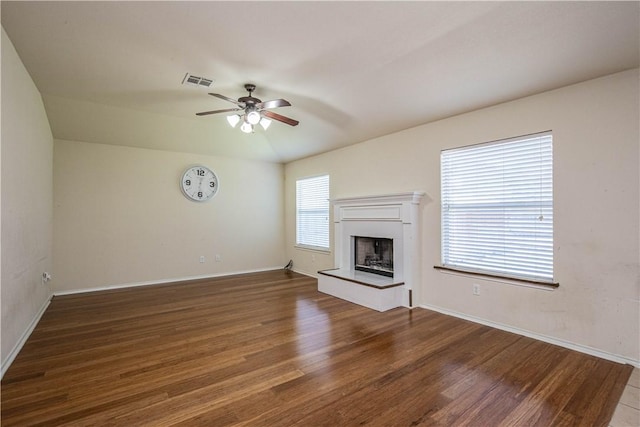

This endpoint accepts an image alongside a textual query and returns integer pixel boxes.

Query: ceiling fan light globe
[246,110,261,125]
[259,118,272,130]
[240,122,253,133]
[226,114,240,128]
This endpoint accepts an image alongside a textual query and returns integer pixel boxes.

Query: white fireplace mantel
[318,191,425,311]
[332,191,425,206]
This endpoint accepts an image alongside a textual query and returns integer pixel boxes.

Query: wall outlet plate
[473,284,480,296]
[42,272,52,284]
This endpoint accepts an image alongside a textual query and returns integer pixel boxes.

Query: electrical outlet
[199,256,205,263]
[472,284,480,296]
[215,254,222,262]
[42,272,52,285]
[311,254,316,263]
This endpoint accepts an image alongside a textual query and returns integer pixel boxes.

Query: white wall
[1,28,54,370]
[285,69,639,364]
[53,139,285,292]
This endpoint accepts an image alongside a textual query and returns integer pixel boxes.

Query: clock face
[180,165,219,202]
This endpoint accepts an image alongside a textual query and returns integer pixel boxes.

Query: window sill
[433,265,559,290]
[295,245,331,254]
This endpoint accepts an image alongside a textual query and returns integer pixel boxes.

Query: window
[296,175,330,250]
[440,132,553,283]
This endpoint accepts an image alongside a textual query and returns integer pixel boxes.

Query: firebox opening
[354,236,393,277]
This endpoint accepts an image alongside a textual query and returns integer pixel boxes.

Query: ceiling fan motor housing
[239,84,260,106]
[238,96,261,106]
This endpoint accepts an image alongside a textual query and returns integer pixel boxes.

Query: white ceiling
[2,1,639,163]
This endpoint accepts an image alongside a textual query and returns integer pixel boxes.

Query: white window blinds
[296,175,330,250]
[441,132,553,282]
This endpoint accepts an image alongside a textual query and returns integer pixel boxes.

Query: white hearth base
[318,269,407,312]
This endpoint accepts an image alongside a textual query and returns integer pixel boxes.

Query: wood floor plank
[1,270,632,426]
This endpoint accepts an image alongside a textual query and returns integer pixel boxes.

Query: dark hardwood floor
[1,270,633,426]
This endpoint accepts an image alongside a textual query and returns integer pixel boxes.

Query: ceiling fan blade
[262,110,299,126]
[257,99,291,110]
[208,93,244,107]
[196,108,242,116]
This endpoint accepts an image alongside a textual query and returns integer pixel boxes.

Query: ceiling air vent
[182,73,214,88]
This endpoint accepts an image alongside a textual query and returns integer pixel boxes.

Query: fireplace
[354,237,393,277]
[317,191,426,311]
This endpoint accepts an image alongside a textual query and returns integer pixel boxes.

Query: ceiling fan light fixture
[226,114,241,128]
[240,122,253,133]
[259,117,272,130]
[246,110,261,125]
[196,84,298,132]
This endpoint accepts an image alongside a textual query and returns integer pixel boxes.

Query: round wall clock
[180,165,219,202]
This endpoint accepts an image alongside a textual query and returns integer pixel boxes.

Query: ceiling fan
[196,84,299,132]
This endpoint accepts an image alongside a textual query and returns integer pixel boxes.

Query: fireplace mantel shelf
[318,269,404,289]
[331,191,425,206]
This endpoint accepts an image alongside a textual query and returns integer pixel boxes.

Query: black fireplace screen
[354,236,393,277]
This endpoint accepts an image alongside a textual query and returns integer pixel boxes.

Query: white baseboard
[1,296,51,379]
[53,266,285,296]
[421,303,640,369]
